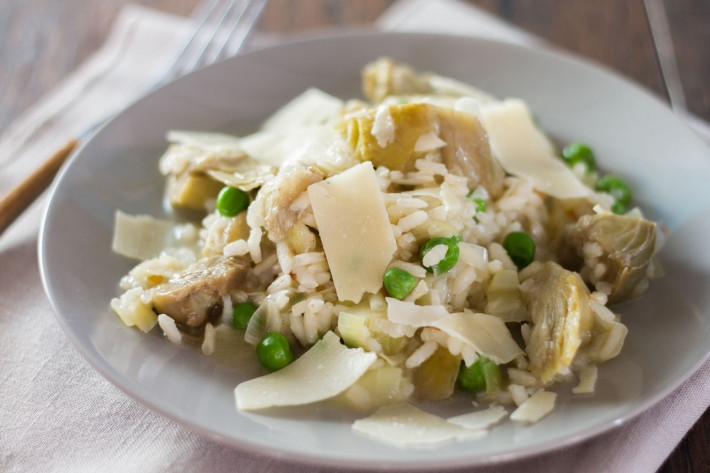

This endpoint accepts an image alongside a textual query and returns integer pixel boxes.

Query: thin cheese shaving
[308,162,396,303]
[572,365,598,394]
[510,390,557,423]
[352,403,485,446]
[112,211,172,261]
[447,404,509,430]
[235,331,377,410]
[431,311,524,364]
[386,298,450,328]
[479,99,591,199]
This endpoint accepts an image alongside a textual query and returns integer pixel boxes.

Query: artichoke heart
[521,262,593,383]
[362,57,433,103]
[338,102,504,198]
[565,213,656,302]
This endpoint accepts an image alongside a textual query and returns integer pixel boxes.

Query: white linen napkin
[1,2,709,473]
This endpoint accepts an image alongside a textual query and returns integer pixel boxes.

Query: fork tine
[163,0,223,80]
[183,0,243,72]
[220,0,267,58]
[164,0,264,83]
[201,0,252,65]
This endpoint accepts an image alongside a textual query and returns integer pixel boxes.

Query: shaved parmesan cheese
[352,403,484,446]
[240,126,356,172]
[431,311,524,364]
[507,384,529,406]
[587,301,628,362]
[371,105,395,147]
[386,298,450,328]
[507,367,540,388]
[447,404,508,430]
[308,162,396,302]
[479,99,590,199]
[262,88,344,131]
[428,75,498,103]
[414,131,447,152]
[572,365,598,394]
[112,211,172,261]
[510,390,557,423]
[235,331,377,410]
[166,130,242,153]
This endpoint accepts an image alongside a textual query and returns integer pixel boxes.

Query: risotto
[110,58,661,445]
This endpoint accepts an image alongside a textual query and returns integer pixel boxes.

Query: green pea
[457,356,501,393]
[257,332,294,371]
[216,186,249,217]
[503,231,536,269]
[561,142,596,172]
[466,192,487,222]
[420,235,461,274]
[596,175,633,207]
[383,267,417,300]
[610,201,627,215]
[232,302,257,330]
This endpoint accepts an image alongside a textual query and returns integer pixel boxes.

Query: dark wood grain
[0,1,707,471]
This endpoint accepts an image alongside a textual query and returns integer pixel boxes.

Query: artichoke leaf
[565,213,657,302]
[521,262,593,383]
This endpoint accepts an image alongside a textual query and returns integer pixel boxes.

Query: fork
[0,0,267,236]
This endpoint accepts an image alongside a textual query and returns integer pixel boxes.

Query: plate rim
[38,29,710,470]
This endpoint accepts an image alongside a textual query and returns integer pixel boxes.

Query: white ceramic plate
[39,32,710,469]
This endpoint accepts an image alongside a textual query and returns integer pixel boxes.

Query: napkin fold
[0,5,189,196]
[1,1,709,473]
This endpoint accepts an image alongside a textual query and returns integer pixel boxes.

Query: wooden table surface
[2,1,708,471]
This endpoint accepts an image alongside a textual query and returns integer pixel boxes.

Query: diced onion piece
[386,298,450,328]
[510,389,557,423]
[572,365,598,394]
[447,404,508,430]
[431,311,524,364]
[338,312,371,349]
[458,242,488,269]
[333,365,411,412]
[352,403,484,446]
[479,99,590,199]
[308,162,396,302]
[112,211,172,261]
[235,331,377,410]
[110,288,158,333]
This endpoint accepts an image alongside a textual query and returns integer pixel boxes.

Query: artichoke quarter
[565,213,656,303]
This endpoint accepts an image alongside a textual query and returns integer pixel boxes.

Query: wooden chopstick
[0,139,78,236]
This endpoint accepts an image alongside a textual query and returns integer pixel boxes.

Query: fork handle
[0,139,78,236]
